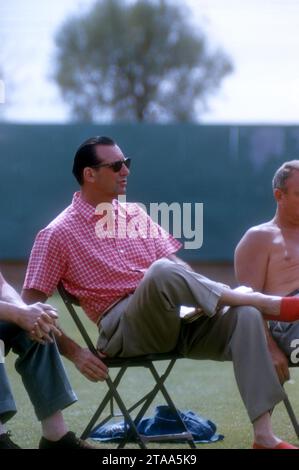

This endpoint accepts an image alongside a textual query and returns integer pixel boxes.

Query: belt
[96,295,129,326]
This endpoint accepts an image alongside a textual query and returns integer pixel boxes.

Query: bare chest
[265,230,299,294]
[269,231,299,263]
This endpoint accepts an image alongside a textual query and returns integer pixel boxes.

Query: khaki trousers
[98,258,285,422]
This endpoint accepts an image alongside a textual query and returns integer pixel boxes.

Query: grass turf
[4,294,299,449]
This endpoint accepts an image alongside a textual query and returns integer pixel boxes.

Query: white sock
[41,412,68,441]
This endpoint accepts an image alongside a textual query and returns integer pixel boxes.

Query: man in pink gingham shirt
[22,136,298,449]
[24,192,181,324]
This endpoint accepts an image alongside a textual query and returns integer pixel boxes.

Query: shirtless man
[235,160,299,384]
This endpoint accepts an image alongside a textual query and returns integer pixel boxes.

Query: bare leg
[219,289,299,321]
[253,412,281,448]
[220,289,280,314]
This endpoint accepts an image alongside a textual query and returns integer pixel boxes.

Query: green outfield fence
[1,123,298,261]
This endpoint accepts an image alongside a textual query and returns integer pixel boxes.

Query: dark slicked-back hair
[72,136,116,185]
[272,160,299,192]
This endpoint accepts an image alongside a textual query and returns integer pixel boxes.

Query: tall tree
[54,0,233,122]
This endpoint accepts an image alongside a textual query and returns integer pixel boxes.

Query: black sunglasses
[91,157,131,173]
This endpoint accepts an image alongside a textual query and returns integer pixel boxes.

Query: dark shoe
[0,432,21,449]
[39,431,97,449]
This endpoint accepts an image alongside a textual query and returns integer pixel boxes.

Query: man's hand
[16,302,61,343]
[73,347,109,382]
[269,339,290,384]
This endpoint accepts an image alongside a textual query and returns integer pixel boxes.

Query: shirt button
[118,249,124,254]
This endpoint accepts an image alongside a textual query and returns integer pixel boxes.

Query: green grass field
[4,294,299,449]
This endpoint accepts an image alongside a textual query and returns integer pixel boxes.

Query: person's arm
[1,274,25,307]
[22,287,108,382]
[235,228,290,384]
[0,272,59,342]
[21,287,47,304]
[57,331,108,382]
[235,228,270,291]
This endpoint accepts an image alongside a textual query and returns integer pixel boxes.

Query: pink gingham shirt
[24,192,181,323]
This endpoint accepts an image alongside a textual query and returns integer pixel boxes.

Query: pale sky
[1,0,299,123]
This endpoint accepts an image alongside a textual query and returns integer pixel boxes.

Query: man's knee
[223,306,268,362]
[146,258,176,282]
[228,305,264,330]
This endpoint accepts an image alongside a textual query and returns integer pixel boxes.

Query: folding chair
[57,282,196,449]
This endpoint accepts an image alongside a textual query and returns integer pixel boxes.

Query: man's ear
[83,167,96,183]
[274,188,284,202]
